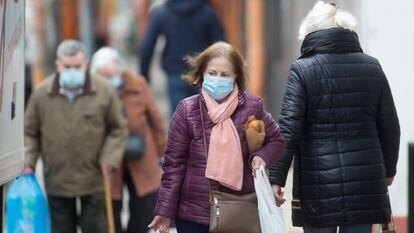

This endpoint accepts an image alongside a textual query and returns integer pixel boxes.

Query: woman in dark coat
[269,2,400,233]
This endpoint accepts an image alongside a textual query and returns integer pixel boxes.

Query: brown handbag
[375,194,397,233]
[376,218,396,233]
[380,207,397,232]
[199,98,261,233]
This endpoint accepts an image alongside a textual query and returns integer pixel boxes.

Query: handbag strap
[199,96,213,197]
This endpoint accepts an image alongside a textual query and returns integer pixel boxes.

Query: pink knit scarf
[202,86,243,191]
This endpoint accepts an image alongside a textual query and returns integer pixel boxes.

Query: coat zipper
[214,197,220,230]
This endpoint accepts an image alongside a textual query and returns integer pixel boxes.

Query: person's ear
[55,59,62,73]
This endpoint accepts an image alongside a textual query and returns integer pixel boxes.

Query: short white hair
[90,47,125,76]
[298,1,357,40]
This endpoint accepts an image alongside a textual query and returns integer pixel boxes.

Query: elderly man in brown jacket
[24,40,128,233]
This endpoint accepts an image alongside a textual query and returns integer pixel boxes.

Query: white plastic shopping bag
[254,166,287,233]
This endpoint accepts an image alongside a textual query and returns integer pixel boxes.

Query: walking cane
[103,168,116,233]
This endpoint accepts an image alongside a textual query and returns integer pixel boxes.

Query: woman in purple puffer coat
[149,42,285,233]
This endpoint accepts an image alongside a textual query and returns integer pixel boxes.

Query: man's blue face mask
[59,68,85,89]
[202,75,235,100]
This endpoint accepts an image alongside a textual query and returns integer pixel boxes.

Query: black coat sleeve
[376,70,400,177]
[269,62,307,187]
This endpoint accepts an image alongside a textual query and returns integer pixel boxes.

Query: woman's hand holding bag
[148,215,171,233]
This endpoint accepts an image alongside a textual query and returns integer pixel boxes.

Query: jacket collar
[49,71,95,95]
[121,71,143,93]
[300,28,363,58]
[199,87,246,107]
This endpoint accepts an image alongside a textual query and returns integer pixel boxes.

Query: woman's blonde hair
[298,1,357,40]
[183,42,247,92]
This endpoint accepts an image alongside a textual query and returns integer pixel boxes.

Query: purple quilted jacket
[154,92,285,226]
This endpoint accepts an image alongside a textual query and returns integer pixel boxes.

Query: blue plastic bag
[6,174,51,233]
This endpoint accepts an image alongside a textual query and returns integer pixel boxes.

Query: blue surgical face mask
[202,75,235,100]
[59,68,85,89]
[108,76,123,89]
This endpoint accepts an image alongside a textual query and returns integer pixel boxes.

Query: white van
[0,0,25,229]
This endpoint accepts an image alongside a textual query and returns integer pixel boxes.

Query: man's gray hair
[56,40,86,58]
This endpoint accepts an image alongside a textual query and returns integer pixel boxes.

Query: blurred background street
[1,0,412,232]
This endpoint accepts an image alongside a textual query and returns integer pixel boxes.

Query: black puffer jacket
[269,28,400,227]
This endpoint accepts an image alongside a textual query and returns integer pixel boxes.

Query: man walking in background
[24,40,128,233]
[139,0,225,113]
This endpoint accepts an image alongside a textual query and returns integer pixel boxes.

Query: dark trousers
[167,73,198,114]
[176,218,209,233]
[48,193,107,233]
[303,224,372,233]
[113,172,157,233]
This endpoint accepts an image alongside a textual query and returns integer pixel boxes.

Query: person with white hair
[269,2,400,233]
[91,47,167,233]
